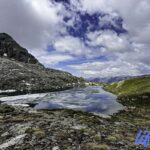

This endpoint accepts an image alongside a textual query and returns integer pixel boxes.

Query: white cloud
[54,36,93,57]
[0,0,64,51]
[87,30,132,53]
[38,54,74,66]
[99,13,120,29]
[69,60,150,78]
[79,0,150,45]
[110,0,150,45]
[54,36,83,55]
[0,0,150,77]
[78,0,112,14]
[68,0,150,77]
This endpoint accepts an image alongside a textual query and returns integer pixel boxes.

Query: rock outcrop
[0,33,41,65]
[0,33,85,95]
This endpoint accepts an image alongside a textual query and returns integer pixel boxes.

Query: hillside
[104,77,150,107]
[87,74,150,84]
[87,76,131,83]
[0,33,85,96]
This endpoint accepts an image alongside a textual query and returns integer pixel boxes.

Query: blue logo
[135,130,150,148]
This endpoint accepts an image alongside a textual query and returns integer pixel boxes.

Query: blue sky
[0,0,150,78]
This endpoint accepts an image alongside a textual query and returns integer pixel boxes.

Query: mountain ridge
[87,74,150,83]
[0,33,85,96]
[0,33,42,65]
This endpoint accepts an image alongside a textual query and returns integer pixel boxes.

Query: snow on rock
[0,90,16,93]
[3,53,7,57]
[0,93,47,102]
[0,134,26,149]
[72,125,86,130]
[52,146,60,150]
[10,104,29,107]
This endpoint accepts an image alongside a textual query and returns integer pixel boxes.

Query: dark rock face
[0,33,85,95]
[0,33,41,65]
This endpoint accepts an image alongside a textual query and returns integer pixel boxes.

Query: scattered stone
[0,104,146,150]
[86,143,110,150]
[0,134,26,149]
[52,146,60,150]
[94,133,101,141]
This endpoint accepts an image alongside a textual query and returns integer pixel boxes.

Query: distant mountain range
[87,74,150,83]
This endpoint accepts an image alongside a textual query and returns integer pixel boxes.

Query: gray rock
[0,104,144,150]
[0,33,41,65]
[0,33,85,95]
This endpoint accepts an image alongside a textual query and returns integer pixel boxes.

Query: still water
[0,86,123,115]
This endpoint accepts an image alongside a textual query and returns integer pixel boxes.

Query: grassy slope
[104,77,150,96]
[104,77,150,107]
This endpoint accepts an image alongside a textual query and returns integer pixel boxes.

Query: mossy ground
[0,104,149,149]
[104,77,150,107]
[104,77,150,96]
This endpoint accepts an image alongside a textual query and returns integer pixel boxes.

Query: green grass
[104,77,150,107]
[104,77,150,96]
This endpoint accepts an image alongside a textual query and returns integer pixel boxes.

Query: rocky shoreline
[0,103,149,150]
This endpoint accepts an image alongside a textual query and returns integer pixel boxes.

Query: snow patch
[3,53,7,57]
[25,83,31,86]
[0,90,16,93]
[10,104,29,107]
[52,146,60,150]
[72,125,86,130]
[0,93,48,102]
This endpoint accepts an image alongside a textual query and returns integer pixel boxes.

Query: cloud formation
[0,0,149,77]
[0,0,61,50]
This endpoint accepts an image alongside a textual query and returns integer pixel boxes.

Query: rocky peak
[0,33,85,95]
[0,33,41,65]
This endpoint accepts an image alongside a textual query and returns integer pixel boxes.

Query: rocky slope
[0,33,41,65]
[0,33,85,96]
[0,104,148,150]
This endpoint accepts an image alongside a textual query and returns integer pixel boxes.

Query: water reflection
[33,86,123,115]
[1,86,123,115]
[35,101,63,109]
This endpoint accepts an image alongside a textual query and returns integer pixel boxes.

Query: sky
[0,0,150,78]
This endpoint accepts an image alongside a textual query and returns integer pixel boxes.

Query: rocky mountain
[0,33,41,65]
[88,74,150,83]
[87,76,131,83]
[0,33,85,96]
